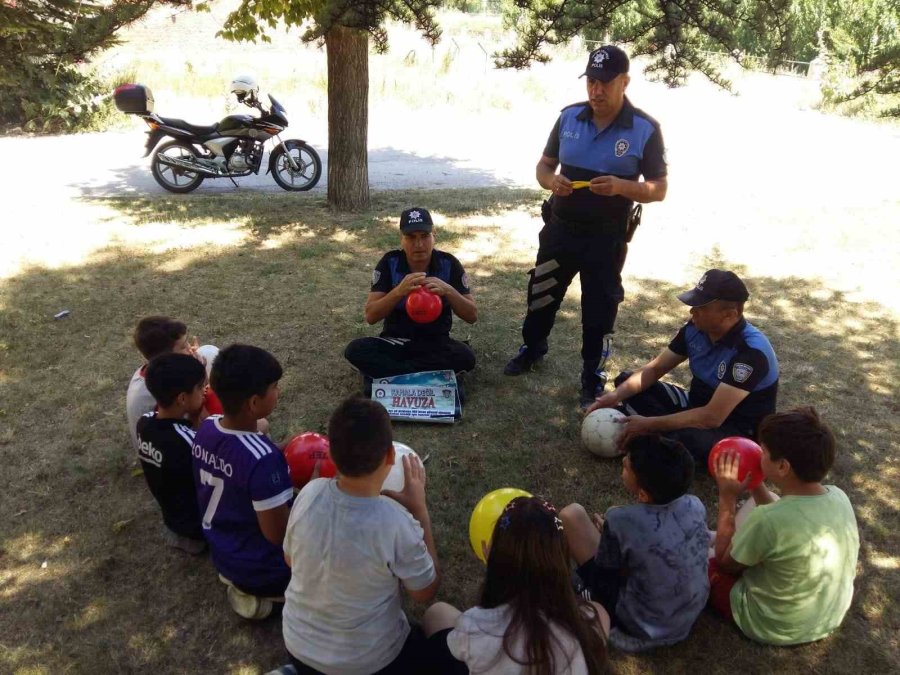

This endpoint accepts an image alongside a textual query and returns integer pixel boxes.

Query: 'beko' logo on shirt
[139,440,163,467]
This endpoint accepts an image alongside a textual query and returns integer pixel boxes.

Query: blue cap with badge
[580,45,630,82]
[677,269,750,306]
[400,207,433,234]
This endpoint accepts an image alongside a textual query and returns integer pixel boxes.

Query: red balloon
[405,287,442,323]
[204,388,223,415]
[283,432,337,489]
[708,436,764,490]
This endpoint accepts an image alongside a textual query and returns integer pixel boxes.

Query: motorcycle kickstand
[228,175,239,188]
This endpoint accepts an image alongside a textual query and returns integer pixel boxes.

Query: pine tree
[0,1,184,130]
[495,0,794,90]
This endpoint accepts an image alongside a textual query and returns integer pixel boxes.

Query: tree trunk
[325,25,370,211]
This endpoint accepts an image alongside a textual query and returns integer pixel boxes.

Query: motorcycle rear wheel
[151,141,206,193]
[270,141,321,191]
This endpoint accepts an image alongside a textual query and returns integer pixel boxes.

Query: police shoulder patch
[372,269,381,286]
[732,363,753,384]
[461,272,470,290]
[717,361,727,380]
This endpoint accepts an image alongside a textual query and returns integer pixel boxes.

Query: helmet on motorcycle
[230,75,259,103]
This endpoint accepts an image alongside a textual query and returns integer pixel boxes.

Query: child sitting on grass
[423,496,609,674]
[192,344,292,620]
[560,435,710,651]
[282,397,440,675]
[126,315,222,451]
[710,406,860,645]
[137,352,208,555]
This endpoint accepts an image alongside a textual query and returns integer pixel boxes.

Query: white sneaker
[225,584,273,620]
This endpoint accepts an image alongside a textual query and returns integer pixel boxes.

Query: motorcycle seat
[158,117,219,137]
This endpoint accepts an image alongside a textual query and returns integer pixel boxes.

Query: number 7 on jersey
[199,469,225,529]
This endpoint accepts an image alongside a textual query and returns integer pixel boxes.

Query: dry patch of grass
[1,189,898,674]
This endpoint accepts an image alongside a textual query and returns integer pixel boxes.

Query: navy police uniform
[522,97,667,371]
[344,249,475,378]
[617,318,779,462]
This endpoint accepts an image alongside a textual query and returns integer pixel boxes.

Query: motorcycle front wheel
[151,141,206,193]
[270,141,322,191]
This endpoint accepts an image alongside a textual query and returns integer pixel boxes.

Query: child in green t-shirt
[710,407,859,645]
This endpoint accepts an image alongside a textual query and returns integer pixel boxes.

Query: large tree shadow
[67,145,531,198]
[83,186,542,243]
[0,201,897,674]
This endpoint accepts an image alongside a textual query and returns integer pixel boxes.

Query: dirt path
[2,58,898,314]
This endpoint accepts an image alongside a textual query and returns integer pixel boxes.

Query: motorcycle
[113,78,322,194]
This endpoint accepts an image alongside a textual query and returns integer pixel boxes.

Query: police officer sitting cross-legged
[344,207,477,392]
[504,45,668,410]
[586,270,779,465]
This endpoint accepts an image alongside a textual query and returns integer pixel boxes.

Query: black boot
[504,342,548,376]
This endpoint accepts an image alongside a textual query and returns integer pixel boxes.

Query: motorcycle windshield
[268,94,286,114]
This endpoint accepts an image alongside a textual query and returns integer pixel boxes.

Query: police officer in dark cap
[586,269,780,464]
[504,45,669,409]
[344,207,477,390]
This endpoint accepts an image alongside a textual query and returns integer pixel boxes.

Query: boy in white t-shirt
[126,316,222,451]
[282,397,440,675]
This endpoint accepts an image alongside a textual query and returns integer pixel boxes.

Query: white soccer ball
[195,344,219,378]
[381,442,422,492]
[581,408,626,457]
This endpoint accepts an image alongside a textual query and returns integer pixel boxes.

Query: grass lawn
[0,188,898,674]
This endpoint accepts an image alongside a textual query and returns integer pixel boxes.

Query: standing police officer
[504,46,668,409]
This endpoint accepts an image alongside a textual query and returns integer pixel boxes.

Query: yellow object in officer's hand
[570,181,592,189]
[469,487,532,563]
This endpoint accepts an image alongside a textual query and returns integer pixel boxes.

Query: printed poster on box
[372,370,460,423]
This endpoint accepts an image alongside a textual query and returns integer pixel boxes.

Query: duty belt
[542,200,640,239]
[547,212,627,237]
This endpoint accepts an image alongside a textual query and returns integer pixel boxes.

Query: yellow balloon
[570,180,592,189]
[469,488,532,563]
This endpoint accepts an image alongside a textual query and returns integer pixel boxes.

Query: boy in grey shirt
[561,435,709,651]
[282,398,440,674]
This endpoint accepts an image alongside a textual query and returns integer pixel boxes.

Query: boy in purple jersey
[192,344,293,620]
[137,353,207,554]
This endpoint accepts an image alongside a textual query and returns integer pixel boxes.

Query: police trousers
[614,371,753,465]
[521,212,627,363]
[344,335,476,379]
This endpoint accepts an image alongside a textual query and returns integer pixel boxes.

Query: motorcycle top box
[114,84,154,114]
